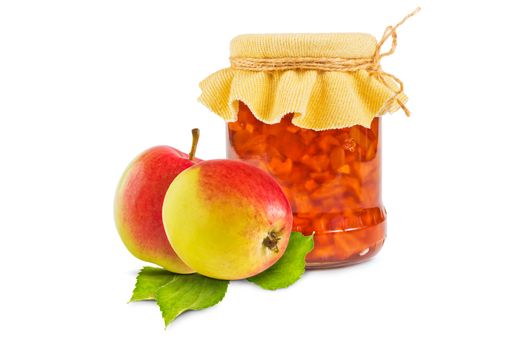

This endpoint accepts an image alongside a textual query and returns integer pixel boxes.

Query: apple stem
[263,232,281,253]
[188,128,200,161]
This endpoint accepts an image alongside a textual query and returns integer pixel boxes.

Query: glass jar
[200,30,413,268]
[227,102,385,268]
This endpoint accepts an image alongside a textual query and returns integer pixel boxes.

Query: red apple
[114,130,201,273]
[162,159,293,280]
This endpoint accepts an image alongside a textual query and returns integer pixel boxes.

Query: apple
[114,129,201,274]
[162,159,293,280]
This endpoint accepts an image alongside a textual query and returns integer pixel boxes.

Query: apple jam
[226,102,386,268]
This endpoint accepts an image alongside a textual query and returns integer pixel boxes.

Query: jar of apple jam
[199,25,414,267]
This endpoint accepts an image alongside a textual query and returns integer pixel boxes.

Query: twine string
[369,7,420,116]
[230,7,420,117]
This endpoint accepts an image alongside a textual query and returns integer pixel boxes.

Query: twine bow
[230,7,420,117]
[369,7,420,116]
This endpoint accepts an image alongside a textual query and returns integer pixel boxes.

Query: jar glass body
[226,103,386,268]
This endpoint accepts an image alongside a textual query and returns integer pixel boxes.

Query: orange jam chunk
[226,102,386,267]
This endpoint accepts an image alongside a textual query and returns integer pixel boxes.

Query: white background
[1,0,523,349]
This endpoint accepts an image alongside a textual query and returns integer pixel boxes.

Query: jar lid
[230,33,377,59]
[199,9,419,130]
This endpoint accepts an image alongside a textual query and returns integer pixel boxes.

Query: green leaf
[247,231,314,290]
[156,274,229,327]
[130,266,176,302]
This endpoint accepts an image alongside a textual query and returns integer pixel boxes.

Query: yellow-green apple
[162,159,293,280]
[114,130,201,273]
